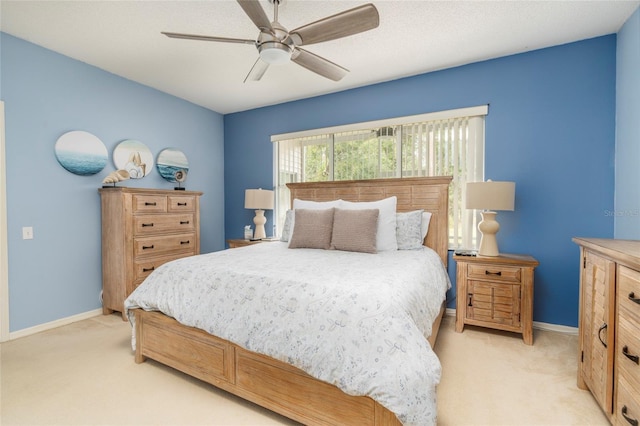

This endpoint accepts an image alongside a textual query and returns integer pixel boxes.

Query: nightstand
[454,253,539,345]
[226,238,277,249]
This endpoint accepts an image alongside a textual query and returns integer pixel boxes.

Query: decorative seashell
[125,151,146,178]
[102,169,130,184]
[175,169,187,183]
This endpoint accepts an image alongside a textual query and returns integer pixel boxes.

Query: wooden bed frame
[132,176,452,426]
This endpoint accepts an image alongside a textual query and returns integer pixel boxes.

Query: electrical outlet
[22,226,34,240]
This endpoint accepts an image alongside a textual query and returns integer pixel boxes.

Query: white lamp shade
[244,189,274,210]
[466,181,515,211]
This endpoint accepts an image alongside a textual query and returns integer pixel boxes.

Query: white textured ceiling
[1,0,638,114]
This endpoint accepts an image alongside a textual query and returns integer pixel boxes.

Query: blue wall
[224,36,617,328]
[1,33,225,332]
[615,7,640,239]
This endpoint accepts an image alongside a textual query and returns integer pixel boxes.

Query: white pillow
[293,199,344,210]
[421,211,432,240]
[342,196,397,251]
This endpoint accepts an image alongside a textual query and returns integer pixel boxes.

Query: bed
[125,176,452,426]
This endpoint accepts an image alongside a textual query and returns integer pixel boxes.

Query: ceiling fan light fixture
[258,42,292,64]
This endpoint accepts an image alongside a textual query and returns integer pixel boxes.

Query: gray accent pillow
[331,208,379,254]
[396,209,424,250]
[280,209,294,242]
[288,208,335,250]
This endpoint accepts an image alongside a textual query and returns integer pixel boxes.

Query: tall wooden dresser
[99,188,202,319]
[573,238,640,425]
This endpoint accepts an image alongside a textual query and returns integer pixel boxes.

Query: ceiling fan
[162,0,380,82]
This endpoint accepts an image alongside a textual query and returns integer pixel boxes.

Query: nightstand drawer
[467,263,522,283]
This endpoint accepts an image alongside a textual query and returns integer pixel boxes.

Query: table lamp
[244,188,274,240]
[465,180,515,256]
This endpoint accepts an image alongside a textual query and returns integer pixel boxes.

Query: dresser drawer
[133,195,167,213]
[168,195,196,212]
[617,313,640,388]
[134,214,195,235]
[134,233,197,257]
[618,265,640,324]
[134,252,194,282]
[467,263,522,283]
[615,376,640,426]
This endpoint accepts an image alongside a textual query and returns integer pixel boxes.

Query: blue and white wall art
[54,130,108,176]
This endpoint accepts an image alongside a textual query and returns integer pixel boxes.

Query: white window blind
[273,106,487,249]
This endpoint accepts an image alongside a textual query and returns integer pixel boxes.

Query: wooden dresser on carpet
[99,187,202,319]
[573,238,640,425]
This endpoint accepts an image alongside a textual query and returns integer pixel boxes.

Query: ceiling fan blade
[237,0,273,32]
[162,32,255,45]
[244,57,270,83]
[291,48,348,82]
[289,3,379,46]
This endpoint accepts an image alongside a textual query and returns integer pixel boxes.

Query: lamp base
[477,211,500,257]
[253,209,267,240]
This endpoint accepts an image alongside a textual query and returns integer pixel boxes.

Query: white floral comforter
[124,242,450,425]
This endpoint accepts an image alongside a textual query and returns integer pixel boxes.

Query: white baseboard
[444,308,578,335]
[8,308,103,340]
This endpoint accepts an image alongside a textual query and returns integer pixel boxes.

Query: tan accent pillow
[288,208,335,250]
[331,208,379,254]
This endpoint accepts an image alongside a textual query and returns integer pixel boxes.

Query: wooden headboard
[287,176,452,266]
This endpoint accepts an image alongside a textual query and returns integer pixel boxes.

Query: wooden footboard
[134,303,446,426]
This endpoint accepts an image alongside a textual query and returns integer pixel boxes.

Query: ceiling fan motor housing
[257,22,293,64]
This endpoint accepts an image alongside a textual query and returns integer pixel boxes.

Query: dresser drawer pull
[623,346,639,364]
[177,202,187,206]
[485,270,502,276]
[142,267,155,272]
[598,323,608,348]
[144,202,157,206]
[180,221,190,225]
[180,240,190,245]
[629,292,640,305]
[622,406,638,426]
[142,245,154,250]
[142,223,154,227]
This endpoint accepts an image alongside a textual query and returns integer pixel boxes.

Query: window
[272,105,488,249]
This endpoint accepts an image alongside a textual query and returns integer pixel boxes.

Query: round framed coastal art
[113,139,154,179]
[54,130,108,176]
[157,148,189,183]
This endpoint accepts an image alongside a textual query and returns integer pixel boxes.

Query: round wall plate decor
[54,130,108,176]
[157,148,189,183]
[113,139,154,179]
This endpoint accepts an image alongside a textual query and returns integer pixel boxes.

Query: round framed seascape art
[157,148,189,183]
[54,130,108,176]
[113,139,154,179]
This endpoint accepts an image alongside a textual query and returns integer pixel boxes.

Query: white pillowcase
[293,199,344,210]
[342,196,397,251]
[421,211,432,240]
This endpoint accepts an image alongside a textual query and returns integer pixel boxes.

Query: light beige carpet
[1,313,608,425]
